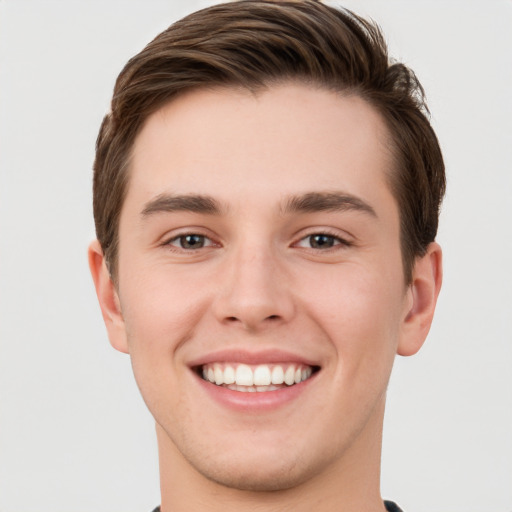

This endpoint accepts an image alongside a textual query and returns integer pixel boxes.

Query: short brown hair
[93,0,445,284]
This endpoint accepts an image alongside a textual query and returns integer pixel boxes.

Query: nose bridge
[213,237,294,329]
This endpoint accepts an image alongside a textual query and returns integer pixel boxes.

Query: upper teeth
[202,363,312,387]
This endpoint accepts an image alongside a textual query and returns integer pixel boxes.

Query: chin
[173,431,336,493]
[195,457,316,492]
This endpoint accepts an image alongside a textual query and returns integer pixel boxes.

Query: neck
[157,399,387,512]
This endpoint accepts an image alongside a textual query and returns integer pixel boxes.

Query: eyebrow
[141,193,222,217]
[140,191,376,219]
[282,192,377,217]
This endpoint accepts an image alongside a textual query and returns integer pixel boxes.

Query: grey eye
[308,234,337,248]
[174,234,206,249]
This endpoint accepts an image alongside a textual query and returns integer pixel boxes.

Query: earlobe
[88,240,129,354]
[397,242,443,357]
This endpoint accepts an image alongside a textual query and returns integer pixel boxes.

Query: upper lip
[187,348,321,368]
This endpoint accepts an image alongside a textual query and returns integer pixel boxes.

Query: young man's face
[92,83,438,492]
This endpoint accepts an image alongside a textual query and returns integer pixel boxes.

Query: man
[88,1,444,511]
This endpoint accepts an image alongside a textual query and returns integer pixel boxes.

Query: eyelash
[295,232,351,250]
[163,230,351,252]
[164,233,216,251]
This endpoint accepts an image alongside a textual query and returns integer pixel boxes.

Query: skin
[89,83,442,512]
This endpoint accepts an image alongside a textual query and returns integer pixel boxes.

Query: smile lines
[200,363,315,392]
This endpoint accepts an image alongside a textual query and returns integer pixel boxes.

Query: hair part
[93,0,445,284]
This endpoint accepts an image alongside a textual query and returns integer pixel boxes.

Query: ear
[88,240,129,354]
[397,242,443,357]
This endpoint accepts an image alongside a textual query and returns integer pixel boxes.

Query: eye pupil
[180,234,204,249]
[310,234,334,248]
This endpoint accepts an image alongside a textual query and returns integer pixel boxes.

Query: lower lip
[193,371,317,412]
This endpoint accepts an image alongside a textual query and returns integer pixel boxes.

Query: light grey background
[1,1,511,511]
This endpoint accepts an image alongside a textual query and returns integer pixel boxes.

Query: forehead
[126,83,395,215]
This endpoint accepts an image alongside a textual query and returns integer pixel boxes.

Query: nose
[212,242,295,332]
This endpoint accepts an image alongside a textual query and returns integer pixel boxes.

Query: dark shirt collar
[151,500,403,512]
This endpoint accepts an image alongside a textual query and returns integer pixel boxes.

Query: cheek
[118,264,211,354]
[302,264,405,362]
[118,269,207,419]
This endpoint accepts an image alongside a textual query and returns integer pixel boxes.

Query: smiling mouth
[197,362,319,392]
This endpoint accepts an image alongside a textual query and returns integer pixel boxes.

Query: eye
[296,233,348,249]
[167,234,214,250]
